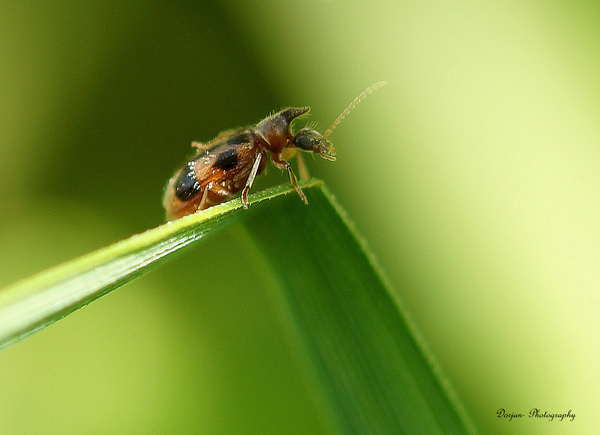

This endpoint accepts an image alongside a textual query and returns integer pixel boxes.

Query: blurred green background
[1,1,598,434]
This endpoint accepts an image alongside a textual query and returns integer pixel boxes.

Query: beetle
[163,81,386,220]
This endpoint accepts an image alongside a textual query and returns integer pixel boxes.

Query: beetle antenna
[323,80,387,138]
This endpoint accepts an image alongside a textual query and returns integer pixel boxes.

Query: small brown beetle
[163,81,386,220]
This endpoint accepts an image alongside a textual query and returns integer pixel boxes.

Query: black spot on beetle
[213,148,239,170]
[175,162,201,201]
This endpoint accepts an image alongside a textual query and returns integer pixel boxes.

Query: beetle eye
[293,133,314,151]
[293,128,324,151]
[293,128,335,160]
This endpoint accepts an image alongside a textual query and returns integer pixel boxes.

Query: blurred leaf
[244,185,474,434]
[0,179,473,434]
[0,181,303,350]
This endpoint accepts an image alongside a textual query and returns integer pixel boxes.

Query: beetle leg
[197,182,212,210]
[272,156,308,205]
[196,182,235,211]
[210,183,234,198]
[241,152,264,208]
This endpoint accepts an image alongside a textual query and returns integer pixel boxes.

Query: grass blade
[0,179,474,434]
[243,185,475,434]
[0,181,304,350]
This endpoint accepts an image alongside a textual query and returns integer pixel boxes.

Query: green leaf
[244,185,474,434]
[0,180,474,434]
[0,181,303,350]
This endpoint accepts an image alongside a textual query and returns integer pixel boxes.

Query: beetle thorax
[254,107,309,154]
